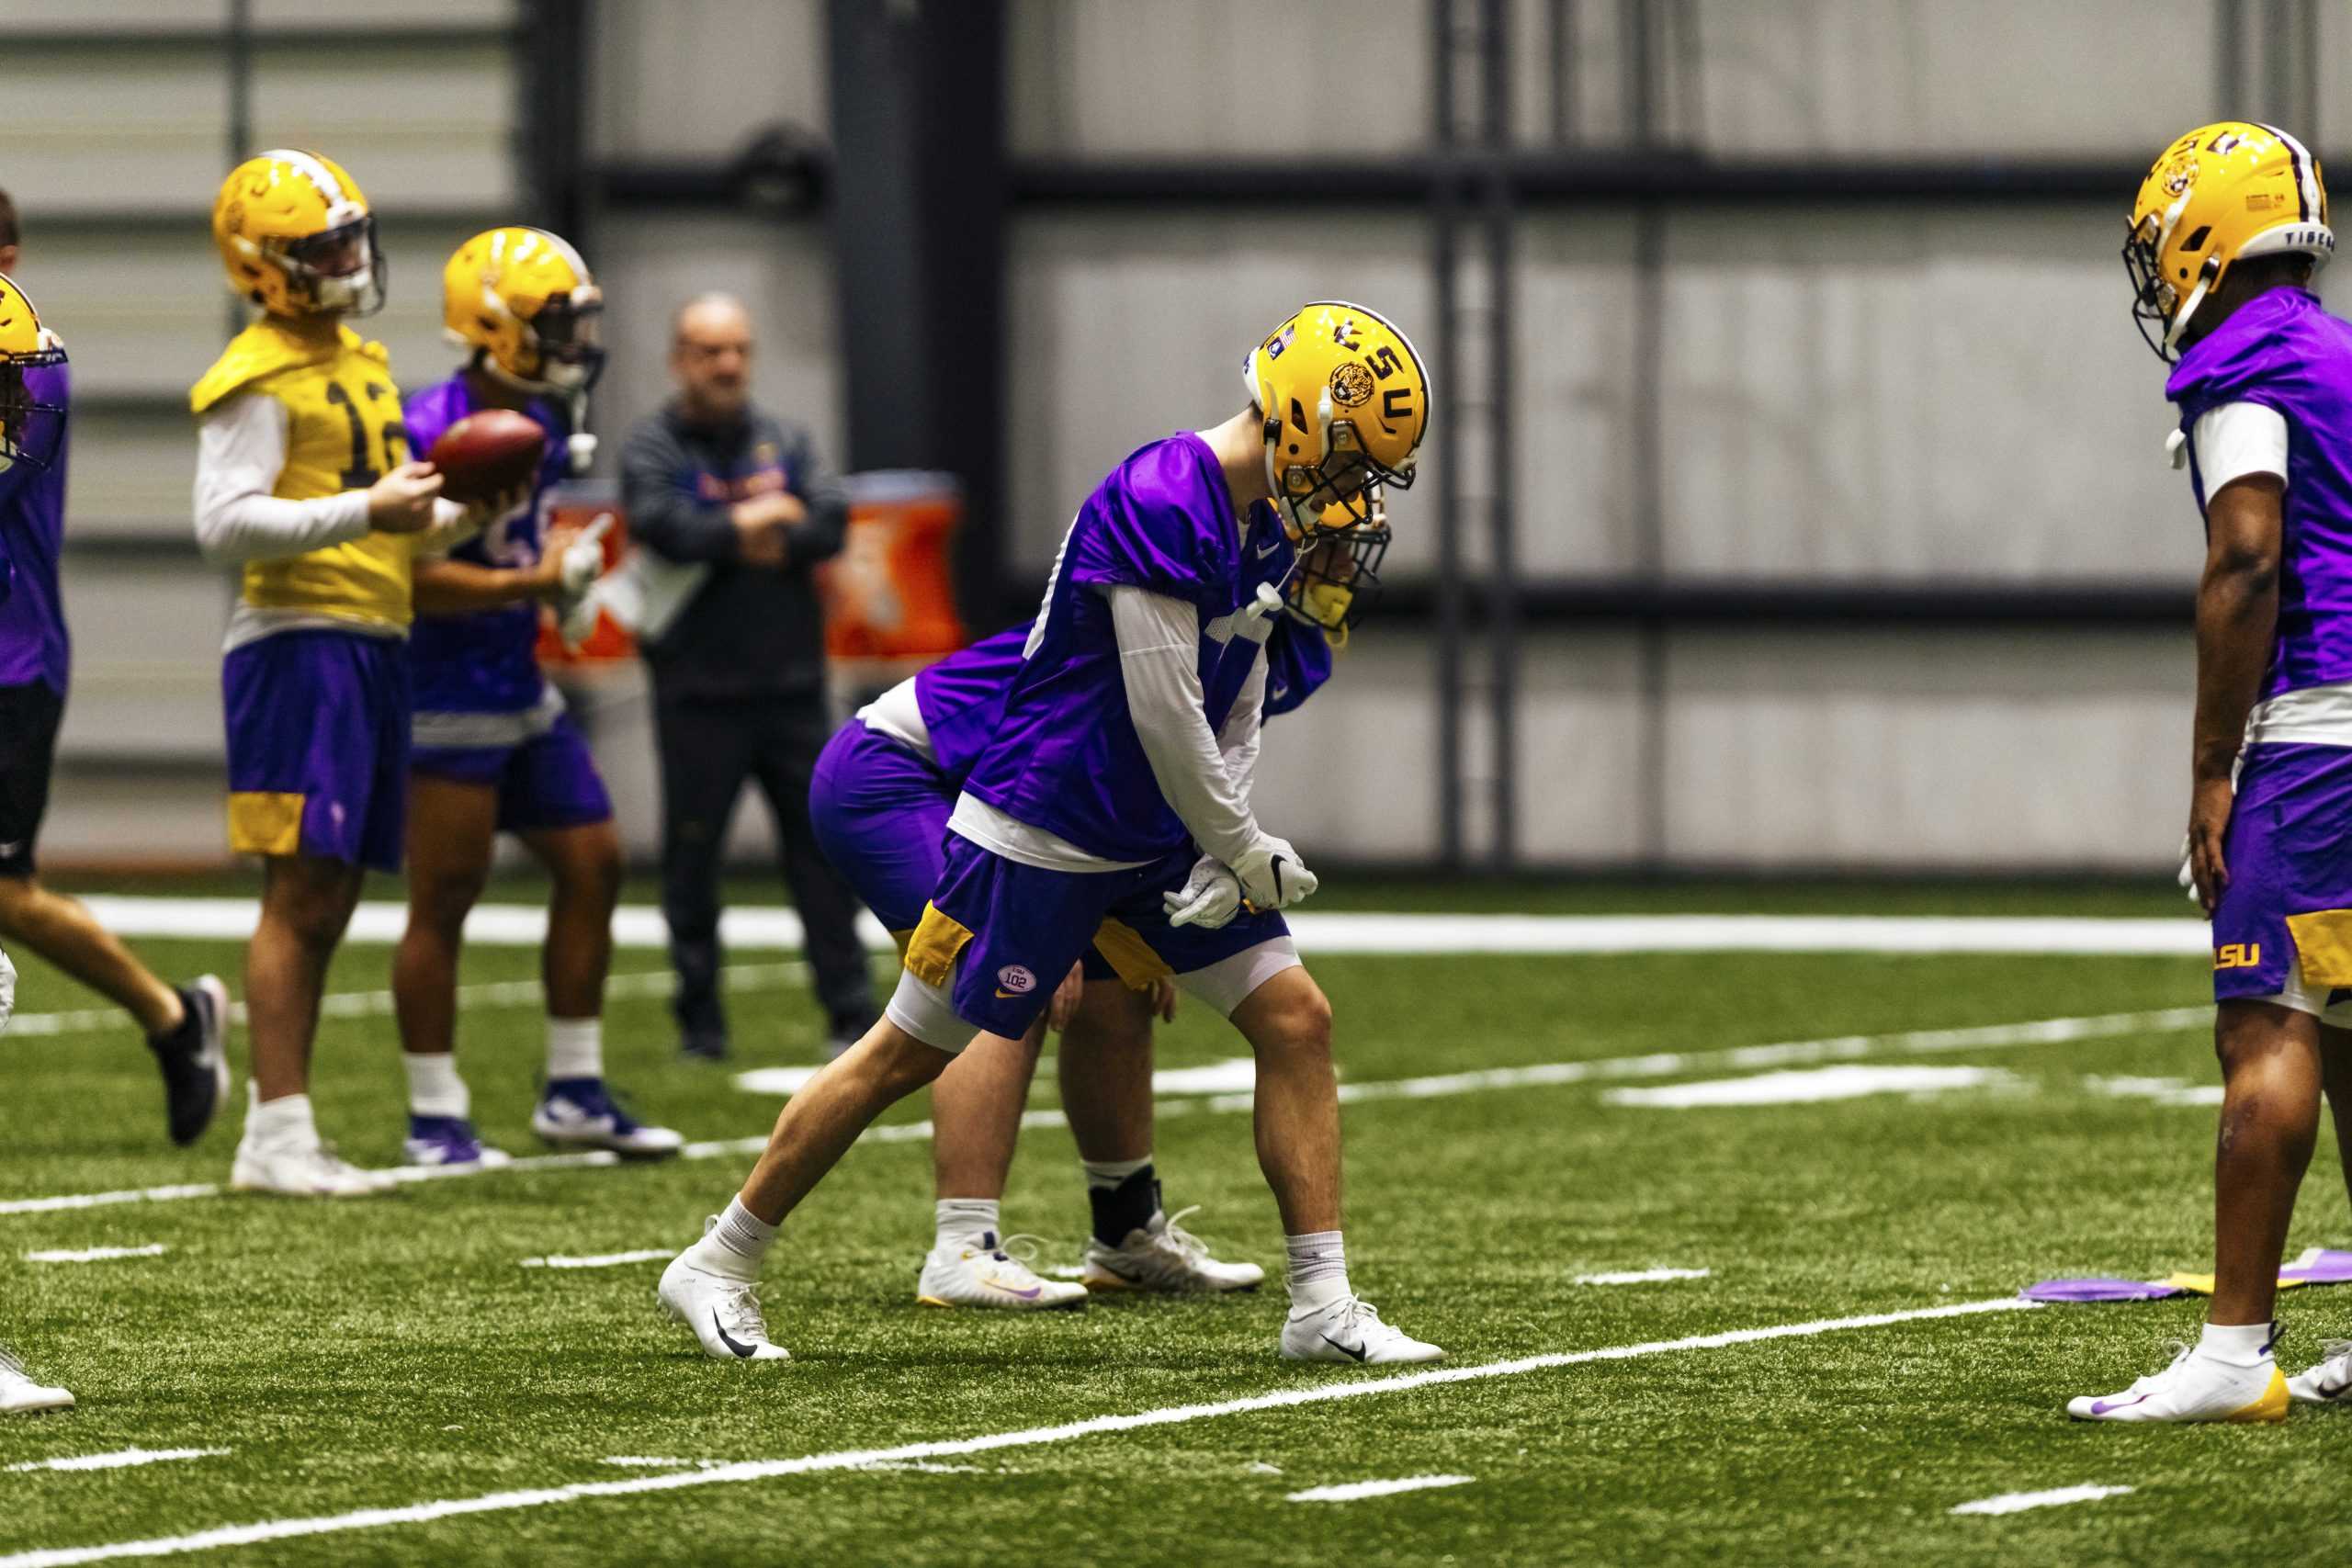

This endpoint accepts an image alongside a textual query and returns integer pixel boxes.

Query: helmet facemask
[1285,483,1388,648]
[268,214,386,317]
[2122,210,2188,362]
[0,348,68,475]
[524,290,607,392]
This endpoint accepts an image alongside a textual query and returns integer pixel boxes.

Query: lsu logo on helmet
[2125,121,2334,360]
[0,274,66,474]
[443,226,605,395]
[212,150,385,319]
[1242,299,1428,534]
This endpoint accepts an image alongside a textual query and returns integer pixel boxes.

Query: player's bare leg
[1067,978,1263,1294]
[0,875,179,1034]
[0,874,227,1144]
[2290,1021,2352,1403]
[1229,965,1341,1235]
[914,1021,1085,1308]
[2211,999,2323,1325]
[1227,963,1438,1363]
[517,816,676,1156]
[2070,998,2307,1421]
[391,776,503,1167]
[661,1016,954,1357]
[232,853,380,1197]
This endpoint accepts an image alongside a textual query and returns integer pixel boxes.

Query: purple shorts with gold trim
[2211,741,2352,1011]
[222,629,410,873]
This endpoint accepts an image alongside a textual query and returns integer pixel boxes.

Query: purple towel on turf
[2021,1278,2184,1303]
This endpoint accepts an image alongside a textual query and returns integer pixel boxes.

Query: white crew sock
[2200,1319,2276,1367]
[686,1196,776,1284]
[546,1016,604,1082]
[1080,1155,1152,1190]
[401,1053,470,1119]
[243,1085,320,1152]
[1284,1230,1351,1314]
[934,1198,1001,1251]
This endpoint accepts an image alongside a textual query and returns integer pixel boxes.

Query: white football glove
[553,515,613,649]
[0,943,18,1035]
[1230,833,1317,912]
[1164,853,1244,930]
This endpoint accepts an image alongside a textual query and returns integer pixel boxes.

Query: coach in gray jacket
[618,292,876,1060]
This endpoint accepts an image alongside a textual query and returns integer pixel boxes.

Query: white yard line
[6,1449,226,1475]
[521,1251,673,1270]
[3,964,808,1044]
[0,1005,2209,1219]
[1573,1268,1710,1286]
[0,1296,2036,1568]
[1950,1483,2134,1517]
[1602,1065,2017,1109]
[22,1245,167,1264]
[1286,1474,1476,1503]
[69,897,2213,956]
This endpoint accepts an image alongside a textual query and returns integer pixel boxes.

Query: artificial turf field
[2,875,2346,1566]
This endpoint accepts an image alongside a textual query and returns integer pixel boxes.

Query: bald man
[618,294,876,1061]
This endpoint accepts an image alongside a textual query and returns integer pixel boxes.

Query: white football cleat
[231,1139,389,1199]
[1082,1207,1264,1294]
[2067,1342,2288,1423]
[917,1232,1088,1311]
[2287,1339,2352,1405]
[0,1348,73,1414]
[533,1079,684,1159]
[657,1245,790,1362]
[1279,1295,1443,1366]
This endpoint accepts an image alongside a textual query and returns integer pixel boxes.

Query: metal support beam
[517,0,590,240]
[826,0,1009,628]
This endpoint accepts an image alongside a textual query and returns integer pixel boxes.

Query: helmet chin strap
[2167,254,2222,354]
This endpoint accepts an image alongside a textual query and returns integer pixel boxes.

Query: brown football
[426,409,544,504]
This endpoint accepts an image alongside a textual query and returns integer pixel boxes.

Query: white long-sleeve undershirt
[193,392,468,565]
[1109,583,1265,868]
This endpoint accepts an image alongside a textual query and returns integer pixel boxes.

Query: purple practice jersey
[0,357,72,694]
[402,372,572,715]
[959,434,1297,862]
[917,613,1332,789]
[2171,287,2352,699]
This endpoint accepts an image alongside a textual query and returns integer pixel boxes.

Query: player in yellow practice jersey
[192,151,516,1197]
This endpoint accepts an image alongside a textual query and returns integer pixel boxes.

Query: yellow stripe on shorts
[226,791,306,857]
[903,902,975,987]
[2289,908,2352,987]
[1091,918,1174,991]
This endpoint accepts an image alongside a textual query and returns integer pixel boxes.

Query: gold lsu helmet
[2126,121,2334,360]
[212,149,385,319]
[0,274,67,474]
[443,226,605,393]
[1243,300,1428,535]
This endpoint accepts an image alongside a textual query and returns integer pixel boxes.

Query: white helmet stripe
[531,228,594,287]
[262,148,346,209]
[2258,124,2320,222]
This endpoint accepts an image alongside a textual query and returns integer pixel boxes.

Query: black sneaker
[678,1032,729,1065]
[147,976,230,1146]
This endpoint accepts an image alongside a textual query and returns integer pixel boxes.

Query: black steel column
[518,0,590,240]
[826,0,1009,629]
[1431,0,1467,873]
[1480,0,1519,871]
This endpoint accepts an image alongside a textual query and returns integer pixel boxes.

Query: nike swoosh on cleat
[2089,1393,2151,1416]
[711,1311,761,1359]
[985,1280,1044,1300]
[2319,1376,2352,1400]
[1320,1334,1369,1362]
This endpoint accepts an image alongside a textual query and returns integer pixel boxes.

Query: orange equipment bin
[534,479,635,664]
[818,470,969,687]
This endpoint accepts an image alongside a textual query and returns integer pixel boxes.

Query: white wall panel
[583,214,842,488]
[1006,213,1435,572]
[591,0,826,159]
[1660,628,2189,869]
[16,222,518,408]
[0,46,228,218]
[1652,206,2202,581]
[1009,0,1431,157]
[252,43,518,210]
